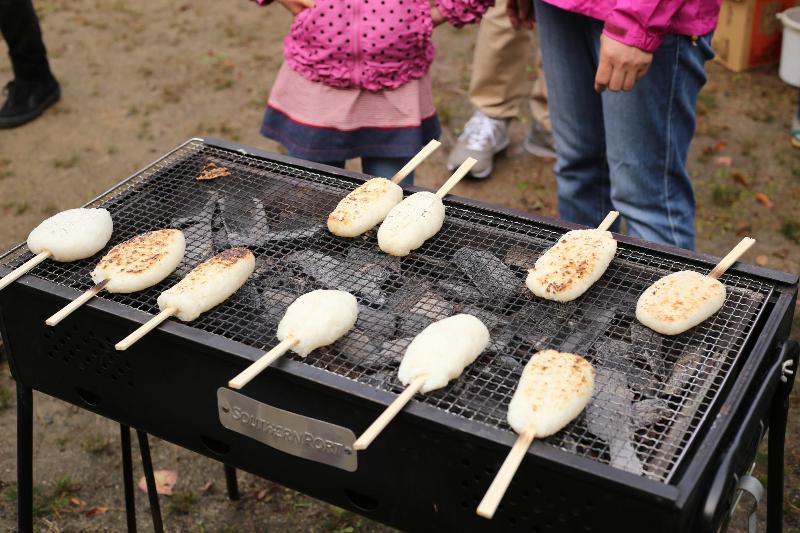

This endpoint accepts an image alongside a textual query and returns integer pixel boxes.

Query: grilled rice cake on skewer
[228,289,359,389]
[277,289,359,357]
[46,229,187,326]
[1,207,115,292]
[636,237,756,335]
[158,247,255,321]
[91,229,186,293]
[477,350,595,519]
[398,313,490,393]
[526,228,617,302]
[353,313,490,450]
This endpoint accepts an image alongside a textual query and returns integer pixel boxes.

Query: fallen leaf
[735,222,752,236]
[714,141,727,152]
[715,156,733,166]
[755,192,774,209]
[730,171,751,187]
[138,470,177,496]
[85,506,108,518]
[70,497,87,508]
[198,481,214,494]
[755,255,769,267]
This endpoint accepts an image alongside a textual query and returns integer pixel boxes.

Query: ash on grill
[5,142,771,484]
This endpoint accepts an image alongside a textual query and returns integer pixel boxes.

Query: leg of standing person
[601,33,712,250]
[0,0,61,128]
[362,157,414,185]
[523,46,557,159]
[533,0,617,230]
[447,0,533,178]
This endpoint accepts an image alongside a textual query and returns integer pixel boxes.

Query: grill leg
[136,431,164,533]
[16,381,32,533]
[224,465,240,501]
[120,425,137,533]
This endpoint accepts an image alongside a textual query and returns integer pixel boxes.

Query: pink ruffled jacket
[256,0,493,92]
[547,0,722,53]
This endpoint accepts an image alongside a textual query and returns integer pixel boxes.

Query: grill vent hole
[200,435,230,456]
[343,489,379,512]
[75,387,101,406]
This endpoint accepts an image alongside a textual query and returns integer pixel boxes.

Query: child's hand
[431,6,445,27]
[277,0,314,16]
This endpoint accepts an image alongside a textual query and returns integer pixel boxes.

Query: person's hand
[507,0,534,30]
[277,0,314,16]
[431,6,445,27]
[594,34,653,93]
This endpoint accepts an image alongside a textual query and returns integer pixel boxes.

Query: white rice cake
[378,191,445,257]
[277,289,359,357]
[91,229,185,293]
[157,247,255,321]
[27,208,113,262]
[636,270,726,335]
[508,349,595,437]
[328,178,403,237]
[398,314,490,393]
[526,229,617,302]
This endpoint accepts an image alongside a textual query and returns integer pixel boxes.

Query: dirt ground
[0,0,799,531]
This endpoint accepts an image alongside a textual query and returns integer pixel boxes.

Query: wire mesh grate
[0,139,773,483]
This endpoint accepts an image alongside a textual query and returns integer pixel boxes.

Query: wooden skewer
[389,140,442,184]
[46,279,110,326]
[115,307,176,351]
[0,251,51,291]
[228,336,300,390]
[707,237,756,279]
[435,158,477,199]
[353,375,426,451]
[596,210,619,231]
[476,431,535,519]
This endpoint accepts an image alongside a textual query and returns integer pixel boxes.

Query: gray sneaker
[523,120,556,159]
[447,110,510,179]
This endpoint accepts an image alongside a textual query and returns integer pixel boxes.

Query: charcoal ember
[510,301,574,349]
[503,245,541,269]
[632,398,668,427]
[452,247,520,301]
[356,306,398,339]
[378,337,413,364]
[660,348,705,398]
[285,250,387,305]
[454,304,509,330]
[176,221,214,277]
[486,329,516,355]
[262,217,324,243]
[172,192,217,228]
[593,335,663,397]
[435,280,485,302]
[399,291,454,337]
[630,322,666,380]
[347,248,401,274]
[219,195,270,247]
[388,278,432,313]
[261,288,298,324]
[586,368,644,476]
[359,369,396,389]
[334,330,386,370]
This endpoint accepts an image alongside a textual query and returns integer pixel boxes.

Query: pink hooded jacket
[547,0,722,53]
[257,0,493,92]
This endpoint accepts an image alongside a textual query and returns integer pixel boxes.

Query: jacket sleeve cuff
[435,0,492,28]
[252,0,274,5]
[602,16,664,53]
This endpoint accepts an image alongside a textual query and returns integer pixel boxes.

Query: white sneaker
[447,110,510,179]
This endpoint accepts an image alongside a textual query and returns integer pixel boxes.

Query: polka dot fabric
[282,0,493,92]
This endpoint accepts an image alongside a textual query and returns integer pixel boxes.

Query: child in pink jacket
[255,0,493,183]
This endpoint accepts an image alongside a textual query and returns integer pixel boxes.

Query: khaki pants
[469,0,550,131]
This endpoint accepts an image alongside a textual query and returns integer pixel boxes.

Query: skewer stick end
[596,210,620,232]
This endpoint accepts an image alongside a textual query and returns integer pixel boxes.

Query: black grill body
[1,138,797,532]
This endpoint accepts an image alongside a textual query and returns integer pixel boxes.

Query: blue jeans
[292,155,414,185]
[534,0,714,250]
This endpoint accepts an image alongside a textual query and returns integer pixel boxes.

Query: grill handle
[699,340,799,533]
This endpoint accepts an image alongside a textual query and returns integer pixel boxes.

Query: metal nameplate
[217,388,357,472]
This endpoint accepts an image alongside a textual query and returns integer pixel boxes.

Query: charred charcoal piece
[398,291,454,337]
[347,248,402,274]
[593,335,662,397]
[261,288,298,324]
[436,279,485,302]
[262,217,324,243]
[285,250,387,305]
[219,195,270,248]
[630,322,666,380]
[632,398,667,427]
[503,245,541,269]
[356,306,399,339]
[172,192,217,228]
[335,330,386,370]
[452,247,520,301]
[586,368,644,476]
[660,348,705,398]
[378,337,413,364]
[454,304,509,330]
[176,221,214,277]
[388,278,432,313]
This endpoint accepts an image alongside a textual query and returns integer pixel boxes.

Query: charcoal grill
[2,138,797,532]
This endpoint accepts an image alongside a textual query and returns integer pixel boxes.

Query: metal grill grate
[0,139,772,483]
